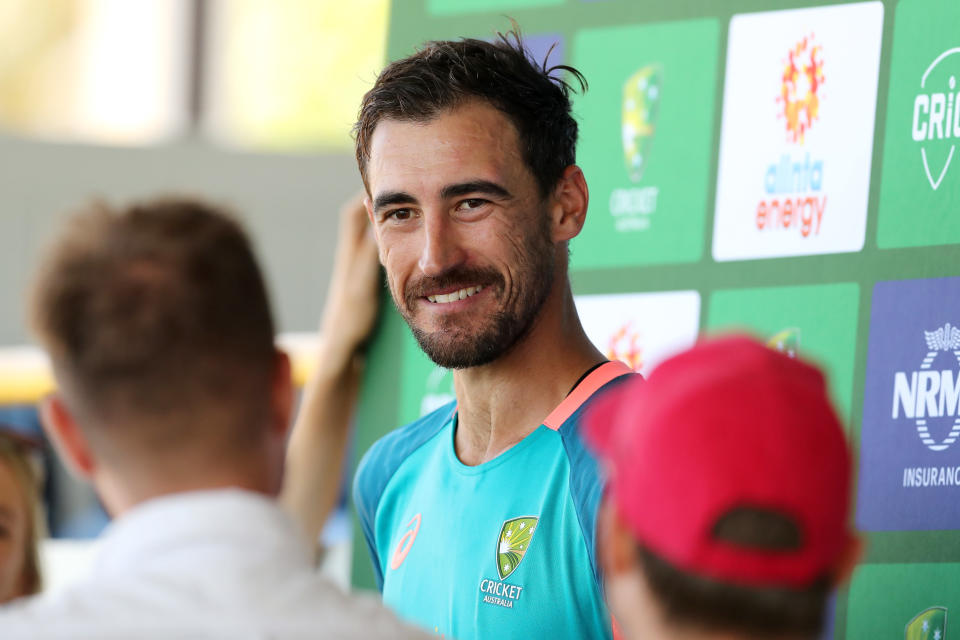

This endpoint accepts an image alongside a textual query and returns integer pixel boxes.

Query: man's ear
[270,349,295,440]
[598,498,639,576]
[549,165,590,243]
[364,196,376,226]
[363,196,387,264]
[39,393,96,480]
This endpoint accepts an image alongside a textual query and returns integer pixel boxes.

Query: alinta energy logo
[605,321,645,372]
[912,48,960,191]
[892,322,960,487]
[477,516,537,610]
[906,606,947,640]
[778,35,824,144]
[756,35,827,240]
[609,64,662,232]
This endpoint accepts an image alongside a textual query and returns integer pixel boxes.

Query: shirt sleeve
[351,400,458,592]
[353,448,386,590]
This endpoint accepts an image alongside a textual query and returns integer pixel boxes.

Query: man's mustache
[404,267,503,307]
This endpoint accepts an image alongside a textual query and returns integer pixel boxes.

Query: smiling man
[349,32,635,639]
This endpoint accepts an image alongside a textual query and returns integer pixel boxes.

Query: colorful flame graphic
[777,35,825,144]
[606,322,644,372]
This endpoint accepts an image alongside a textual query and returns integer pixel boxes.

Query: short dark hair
[30,198,277,456]
[354,28,587,197]
[638,508,831,639]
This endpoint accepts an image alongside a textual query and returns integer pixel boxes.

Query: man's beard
[393,221,556,369]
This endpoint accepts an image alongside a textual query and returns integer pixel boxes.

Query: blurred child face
[0,459,30,602]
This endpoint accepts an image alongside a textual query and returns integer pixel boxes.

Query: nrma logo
[757,35,827,239]
[912,48,960,190]
[891,323,960,452]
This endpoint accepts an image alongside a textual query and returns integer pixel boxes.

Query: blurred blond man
[0,197,427,639]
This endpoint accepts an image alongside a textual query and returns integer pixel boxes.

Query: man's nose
[418,212,465,276]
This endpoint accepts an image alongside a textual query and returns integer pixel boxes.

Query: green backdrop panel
[427,0,563,17]
[571,18,720,268]
[847,563,960,638]
[706,283,860,422]
[399,331,454,427]
[877,0,960,248]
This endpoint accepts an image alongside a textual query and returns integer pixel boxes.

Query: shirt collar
[92,488,311,577]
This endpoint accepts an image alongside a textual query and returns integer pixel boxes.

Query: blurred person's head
[587,336,861,640]
[30,198,292,516]
[0,428,43,603]
[354,30,592,369]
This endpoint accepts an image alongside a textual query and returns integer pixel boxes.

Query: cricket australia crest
[906,606,947,640]
[496,517,538,580]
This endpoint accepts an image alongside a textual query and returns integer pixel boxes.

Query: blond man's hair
[30,198,277,460]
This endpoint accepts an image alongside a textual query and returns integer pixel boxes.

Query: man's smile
[426,285,484,305]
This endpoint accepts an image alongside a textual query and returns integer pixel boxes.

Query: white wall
[0,133,363,345]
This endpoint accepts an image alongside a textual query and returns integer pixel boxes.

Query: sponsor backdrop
[351,1,960,637]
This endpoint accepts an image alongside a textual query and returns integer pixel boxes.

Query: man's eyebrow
[373,191,418,212]
[441,181,513,201]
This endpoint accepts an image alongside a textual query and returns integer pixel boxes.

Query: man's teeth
[427,285,483,304]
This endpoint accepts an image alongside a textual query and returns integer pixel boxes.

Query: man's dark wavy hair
[354,27,587,197]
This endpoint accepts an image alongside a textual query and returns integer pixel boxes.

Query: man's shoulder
[355,401,455,492]
[553,369,640,589]
[0,575,431,639]
[280,585,433,639]
[555,369,640,482]
[558,369,641,436]
[0,579,156,637]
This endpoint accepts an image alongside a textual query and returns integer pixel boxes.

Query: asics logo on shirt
[390,513,421,570]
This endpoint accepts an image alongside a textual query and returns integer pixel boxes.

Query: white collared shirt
[0,489,429,639]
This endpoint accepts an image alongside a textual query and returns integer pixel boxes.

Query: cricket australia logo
[478,516,538,610]
[892,323,960,452]
[609,64,662,232]
[496,516,538,579]
[906,606,947,640]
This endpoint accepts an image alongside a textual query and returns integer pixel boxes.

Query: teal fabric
[353,377,634,639]
[353,403,455,590]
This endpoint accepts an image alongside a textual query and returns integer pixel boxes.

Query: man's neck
[452,281,605,466]
[95,451,280,517]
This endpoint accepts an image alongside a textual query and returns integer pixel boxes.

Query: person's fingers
[338,192,369,245]
[320,191,382,351]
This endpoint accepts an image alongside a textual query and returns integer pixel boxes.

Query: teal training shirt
[353,361,635,639]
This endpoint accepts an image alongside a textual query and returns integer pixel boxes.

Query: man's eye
[457,199,488,211]
[386,208,414,222]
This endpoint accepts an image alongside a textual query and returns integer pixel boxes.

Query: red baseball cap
[587,335,852,588]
